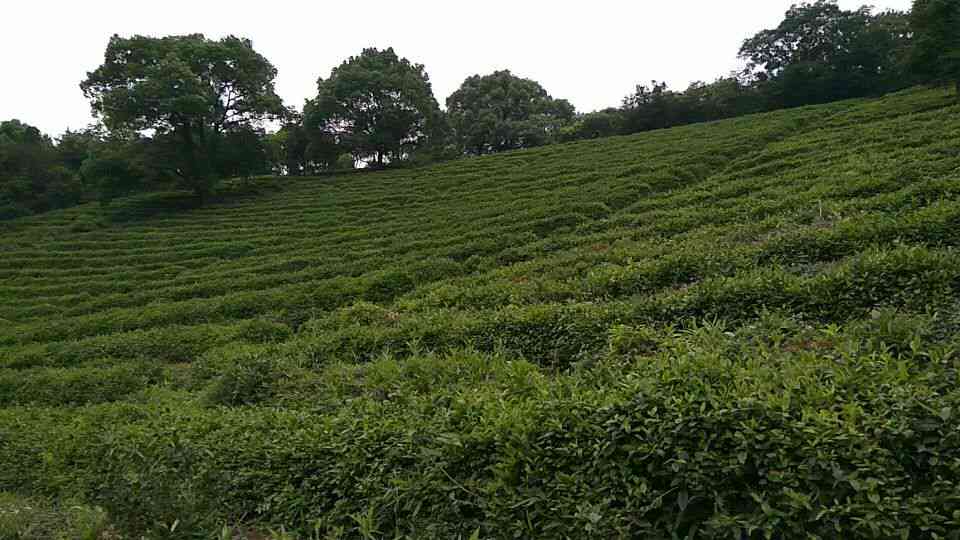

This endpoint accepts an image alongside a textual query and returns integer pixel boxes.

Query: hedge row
[3,322,959,538]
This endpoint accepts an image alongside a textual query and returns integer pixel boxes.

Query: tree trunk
[177,125,198,179]
[177,123,209,203]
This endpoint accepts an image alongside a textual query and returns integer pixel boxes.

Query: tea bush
[3,87,960,538]
[0,492,108,540]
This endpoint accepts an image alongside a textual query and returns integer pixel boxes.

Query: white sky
[1,0,912,137]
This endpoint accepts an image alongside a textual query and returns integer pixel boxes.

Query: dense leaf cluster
[2,88,960,538]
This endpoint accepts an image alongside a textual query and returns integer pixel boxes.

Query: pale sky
[1,0,912,137]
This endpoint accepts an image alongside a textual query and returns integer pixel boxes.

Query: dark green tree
[446,70,576,155]
[57,126,106,174]
[740,1,859,77]
[77,129,185,203]
[616,76,771,137]
[0,119,53,148]
[80,34,284,199]
[621,81,684,133]
[301,101,346,172]
[264,109,307,176]
[0,120,81,218]
[682,77,769,120]
[740,1,911,107]
[559,109,625,142]
[209,126,271,180]
[265,129,292,176]
[910,0,960,95]
[309,48,443,167]
[79,140,146,202]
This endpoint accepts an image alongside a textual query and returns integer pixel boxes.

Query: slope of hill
[3,87,960,538]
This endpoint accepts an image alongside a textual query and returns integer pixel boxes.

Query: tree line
[2,0,958,220]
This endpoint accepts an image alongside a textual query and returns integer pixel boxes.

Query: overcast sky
[2,0,913,137]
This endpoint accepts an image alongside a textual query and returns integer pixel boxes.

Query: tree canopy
[0,120,81,218]
[739,1,911,106]
[309,47,444,167]
[446,70,576,155]
[910,0,960,94]
[80,34,284,197]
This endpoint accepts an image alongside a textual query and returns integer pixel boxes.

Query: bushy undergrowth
[3,87,960,538]
[0,492,109,540]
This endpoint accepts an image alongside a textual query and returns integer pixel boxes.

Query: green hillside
[3,87,960,538]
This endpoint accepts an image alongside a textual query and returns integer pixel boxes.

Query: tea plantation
[3,87,960,539]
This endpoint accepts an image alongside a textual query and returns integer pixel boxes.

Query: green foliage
[334,153,356,171]
[739,1,911,106]
[80,34,284,197]
[5,4,950,222]
[604,2,913,141]
[0,493,108,540]
[269,111,344,175]
[0,362,161,406]
[560,108,624,142]
[309,47,445,167]
[204,352,285,407]
[607,324,662,357]
[446,70,576,155]
[1,88,960,537]
[910,0,960,94]
[79,138,146,202]
[0,120,82,218]
[210,125,272,179]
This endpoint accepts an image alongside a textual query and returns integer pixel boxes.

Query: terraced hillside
[3,87,960,539]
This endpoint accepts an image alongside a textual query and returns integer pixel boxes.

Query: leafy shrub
[204,353,286,407]
[237,318,293,344]
[531,213,587,236]
[0,493,108,540]
[363,270,416,303]
[607,324,662,357]
[0,362,160,406]
[2,88,960,538]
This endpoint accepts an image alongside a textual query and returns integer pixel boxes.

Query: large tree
[741,1,860,77]
[910,0,960,95]
[309,47,443,167]
[80,34,284,198]
[739,1,911,106]
[446,70,576,155]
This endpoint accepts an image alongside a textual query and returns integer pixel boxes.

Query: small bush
[237,318,293,344]
[607,324,662,357]
[0,493,108,540]
[204,353,286,407]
